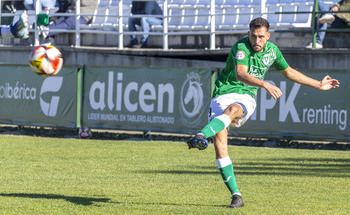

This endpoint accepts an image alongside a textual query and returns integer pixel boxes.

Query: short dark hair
[249,17,270,31]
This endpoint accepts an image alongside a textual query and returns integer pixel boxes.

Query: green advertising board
[82,66,212,132]
[0,65,77,128]
[235,70,349,140]
[0,64,348,141]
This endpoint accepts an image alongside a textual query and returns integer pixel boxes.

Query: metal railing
[0,0,346,49]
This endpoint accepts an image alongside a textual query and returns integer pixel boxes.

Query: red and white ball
[29,45,63,77]
[78,127,92,139]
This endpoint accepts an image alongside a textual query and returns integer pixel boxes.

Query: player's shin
[216,155,240,195]
[199,114,231,138]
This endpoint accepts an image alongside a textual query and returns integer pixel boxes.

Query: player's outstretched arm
[280,66,340,90]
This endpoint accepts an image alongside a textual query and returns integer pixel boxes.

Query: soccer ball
[29,45,63,77]
[78,127,92,139]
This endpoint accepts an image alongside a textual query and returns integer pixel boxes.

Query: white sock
[216,155,232,169]
[215,114,231,128]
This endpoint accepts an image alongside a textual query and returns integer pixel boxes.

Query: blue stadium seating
[61,0,343,32]
[14,0,341,33]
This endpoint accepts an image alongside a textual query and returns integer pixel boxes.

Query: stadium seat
[251,0,261,6]
[106,0,131,7]
[293,4,313,27]
[168,0,184,7]
[265,0,279,4]
[90,0,133,30]
[215,0,226,6]
[180,8,197,29]
[195,0,211,8]
[215,8,224,26]
[184,0,198,5]
[237,0,253,6]
[198,0,211,5]
[237,7,253,28]
[85,0,317,35]
[168,8,183,29]
[99,0,111,7]
[293,0,313,4]
[242,7,260,27]
[265,0,315,28]
[217,8,238,29]
[280,5,296,26]
[92,7,108,27]
[223,0,239,8]
[266,5,281,27]
[104,7,131,29]
[170,0,184,3]
[105,6,118,26]
[110,0,117,6]
[196,8,210,29]
[122,0,132,6]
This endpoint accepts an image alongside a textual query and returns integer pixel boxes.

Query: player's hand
[263,82,282,99]
[319,75,340,90]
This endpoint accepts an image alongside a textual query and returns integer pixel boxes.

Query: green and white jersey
[212,37,289,98]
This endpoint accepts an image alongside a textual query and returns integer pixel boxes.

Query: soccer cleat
[186,133,208,150]
[228,194,244,208]
[10,11,29,39]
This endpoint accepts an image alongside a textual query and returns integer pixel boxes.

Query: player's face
[248,26,270,53]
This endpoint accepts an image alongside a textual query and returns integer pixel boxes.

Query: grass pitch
[0,135,349,215]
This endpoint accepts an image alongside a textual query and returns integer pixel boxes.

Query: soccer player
[0,11,29,39]
[187,17,340,208]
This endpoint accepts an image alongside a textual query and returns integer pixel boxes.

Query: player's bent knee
[226,104,242,113]
[225,104,243,118]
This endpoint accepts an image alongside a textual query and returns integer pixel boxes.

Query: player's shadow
[193,157,350,178]
[0,193,110,206]
[141,157,350,178]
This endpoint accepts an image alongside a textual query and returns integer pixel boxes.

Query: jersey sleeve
[272,46,289,70]
[232,43,249,66]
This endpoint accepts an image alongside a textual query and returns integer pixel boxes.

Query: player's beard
[252,45,262,52]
